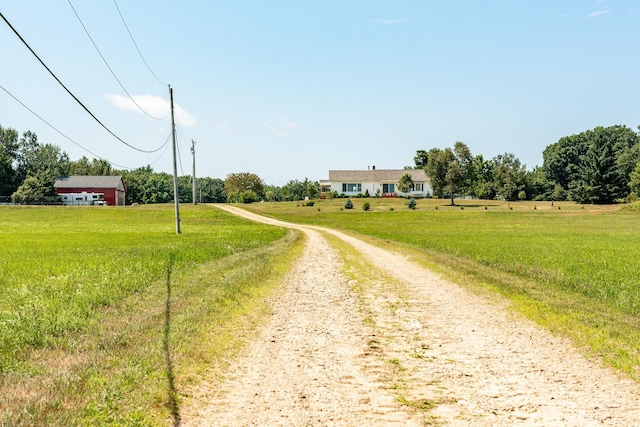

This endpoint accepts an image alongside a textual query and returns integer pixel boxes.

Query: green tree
[527,166,554,201]
[470,155,496,200]
[425,148,447,198]
[282,179,305,201]
[492,153,527,201]
[414,150,429,168]
[69,156,113,176]
[304,178,320,200]
[12,175,59,204]
[224,172,265,201]
[344,198,353,209]
[198,177,225,203]
[0,126,19,196]
[263,184,283,202]
[0,144,17,197]
[121,166,173,204]
[425,142,473,205]
[397,173,414,196]
[569,131,627,204]
[543,125,639,203]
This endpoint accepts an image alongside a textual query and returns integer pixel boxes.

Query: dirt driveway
[182,205,640,426]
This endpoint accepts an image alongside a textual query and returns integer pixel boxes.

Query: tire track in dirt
[182,208,422,426]
[183,205,640,426]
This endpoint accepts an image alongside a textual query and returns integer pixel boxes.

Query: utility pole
[169,85,181,234]
[191,139,197,205]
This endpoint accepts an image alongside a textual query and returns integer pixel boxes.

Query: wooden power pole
[169,85,181,234]
[191,139,197,204]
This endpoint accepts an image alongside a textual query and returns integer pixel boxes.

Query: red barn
[54,176,126,206]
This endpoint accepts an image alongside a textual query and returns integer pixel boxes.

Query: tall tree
[492,153,527,201]
[470,155,496,200]
[70,156,113,176]
[224,172,265,202]
[629,162,640,196]
[543,125,639,203]
[0,144,17,197]
[197,177,225,203]
[569,129,629,203]
[425,142,473,205]
[0,126,20,196]
[413,150,429,169]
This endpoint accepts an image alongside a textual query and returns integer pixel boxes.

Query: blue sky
[2,1,640,185]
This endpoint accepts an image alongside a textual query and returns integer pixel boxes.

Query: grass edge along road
[0,204,303,426]
[241,198,640,382]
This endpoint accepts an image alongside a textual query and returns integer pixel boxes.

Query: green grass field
[242,198,640,379]
[2,199,639,424]
[0,204,301,426]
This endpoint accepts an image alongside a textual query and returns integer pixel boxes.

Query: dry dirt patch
[182,205,640,426]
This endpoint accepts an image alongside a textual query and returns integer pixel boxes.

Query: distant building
[54,176,126,206]
[324,166,431,198]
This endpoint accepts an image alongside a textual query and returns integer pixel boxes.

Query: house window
[342,183,362,193]
[413,182,423,192]
[382,183,395,193]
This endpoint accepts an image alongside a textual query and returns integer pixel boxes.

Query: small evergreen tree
[407,197,417,210]
[344,198,353,209]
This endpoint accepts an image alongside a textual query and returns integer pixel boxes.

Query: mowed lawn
[243,198,640,380]
[0,204,300,426]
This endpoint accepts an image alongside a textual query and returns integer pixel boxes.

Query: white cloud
[371,18,407,25]
[105,93,197,127]
[264,118,300,137]
[587,9,610,18]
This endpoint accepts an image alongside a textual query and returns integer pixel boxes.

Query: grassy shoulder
[0,204,304,426]
[242,198,640,381]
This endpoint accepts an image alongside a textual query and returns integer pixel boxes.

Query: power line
[148,133,173,167]
[113,0,167,86]
[0,83,136,170]
[0,11,166,154]
[67,0,167,121]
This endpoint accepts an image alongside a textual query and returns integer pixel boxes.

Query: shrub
[364,189,370,198]
[407,197,417,210]
[362,202,371,211]
[305,200,315,207]
[344,198,353,209]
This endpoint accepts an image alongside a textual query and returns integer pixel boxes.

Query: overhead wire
[148,133,173,167]
[0,83,138,170]
[112,0,167,86]
[0,11,167,154]
[67,0,168,121]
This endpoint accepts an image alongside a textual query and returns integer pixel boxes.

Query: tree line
[0,124,321,205]
[417,125,640,204]
[3,123,640,205]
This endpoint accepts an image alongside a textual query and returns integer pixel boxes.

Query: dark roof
[329,169,428,182]
[54,176,126,191]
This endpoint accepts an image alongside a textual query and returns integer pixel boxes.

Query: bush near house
[344,198,354,209]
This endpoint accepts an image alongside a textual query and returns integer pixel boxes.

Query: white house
[323,167,432,198]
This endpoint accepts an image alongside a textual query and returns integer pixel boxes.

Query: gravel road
[182,205,640,426]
